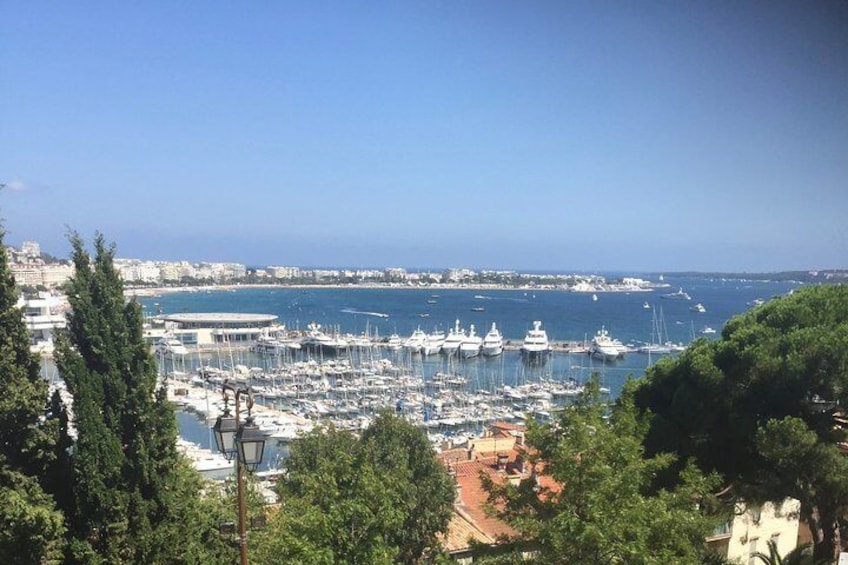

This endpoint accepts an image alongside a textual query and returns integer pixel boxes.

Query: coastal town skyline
[2,3,847,272]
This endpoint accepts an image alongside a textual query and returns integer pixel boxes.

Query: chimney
[496,453,509,471]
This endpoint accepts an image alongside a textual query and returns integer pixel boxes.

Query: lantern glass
[236,418,266,470]
[212,414,238,460]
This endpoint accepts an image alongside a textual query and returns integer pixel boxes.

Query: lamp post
[212,380,266,565]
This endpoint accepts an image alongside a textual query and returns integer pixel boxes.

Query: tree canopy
[633,284,848,561]
[264,412,454,564]
[479,378,720,565]
[54,233,230,564]
[0,228,66,563]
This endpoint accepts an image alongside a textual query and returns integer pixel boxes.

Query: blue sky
[2,1,847,271]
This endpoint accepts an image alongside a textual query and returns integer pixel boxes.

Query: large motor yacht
[590,326,623,362]
[403,328,427,354]
[481,323,504,357]
[520,321,550,363]
[422,330,446,356]
[440,319,465,356]
[459,324,483,359]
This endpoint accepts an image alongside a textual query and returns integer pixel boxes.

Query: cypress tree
[56,233,225,564]
[0,226,66,563]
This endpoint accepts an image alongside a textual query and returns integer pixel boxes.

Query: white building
[706,499,801,563]
[269,266,301,279]
[144,313,278,347]
[17,292,68,353]
[21,241,41,258]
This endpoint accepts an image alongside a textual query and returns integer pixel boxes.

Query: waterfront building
[17,291,68,353]
[145,312,278,347]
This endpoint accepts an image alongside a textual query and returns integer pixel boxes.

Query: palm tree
[753,540,826,565]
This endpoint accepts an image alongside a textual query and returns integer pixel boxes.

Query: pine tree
[0,226,66,563]
[55,233,227,564]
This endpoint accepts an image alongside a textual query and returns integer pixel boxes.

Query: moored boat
[441,319,465,356]
[156,333,189,357]
[460,324,482,358]
[520,321,550,364]
[422,329,446,356]
[403,328,427,354]
[590,326,623,362]
[481,323,504,357]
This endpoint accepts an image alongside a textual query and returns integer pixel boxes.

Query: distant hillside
[665,270,848,284]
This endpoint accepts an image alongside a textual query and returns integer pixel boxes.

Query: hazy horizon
[2,2,847,272]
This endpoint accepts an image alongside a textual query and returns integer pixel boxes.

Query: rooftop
[160,313,278,324]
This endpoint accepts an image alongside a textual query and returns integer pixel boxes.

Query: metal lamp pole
[212,380,265,565]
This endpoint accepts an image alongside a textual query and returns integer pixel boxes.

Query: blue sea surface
[147,275,802,471]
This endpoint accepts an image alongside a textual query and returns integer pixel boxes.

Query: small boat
[419,313,430,318]
[701,326,716,335]
[427,299,437,304]
[690,303,706,313]
[661,288,691,300]
[592,294,598,302]
[643,301,650,309]
[471,306,485,312]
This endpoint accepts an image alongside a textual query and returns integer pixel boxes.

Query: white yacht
[590,326,623,362]
[301,322,348,355]
[156,334,189,357]
[481,323,504,357]
[386,334,403,351]
[255,325,301,354]
[422,330,446,356]
[661,288,691,300]
[403,328,427,354]
[701,326,716,335]
[440,319,465,356]
[690,303,706,313]
[520,321,550,363]
[459,324,482,359]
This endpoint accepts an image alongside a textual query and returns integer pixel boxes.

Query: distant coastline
[124,282,662,298]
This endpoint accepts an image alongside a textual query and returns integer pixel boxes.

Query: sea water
[142,275,802,470]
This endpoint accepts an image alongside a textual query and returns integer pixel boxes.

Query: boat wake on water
[473,295,529,303]
[340,308,389,318]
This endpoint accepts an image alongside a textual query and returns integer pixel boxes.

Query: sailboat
[638,307,685,354]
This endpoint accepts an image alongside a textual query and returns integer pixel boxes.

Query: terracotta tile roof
[452,456,520,542]
[438,424,563,555]
[438,507,496,553]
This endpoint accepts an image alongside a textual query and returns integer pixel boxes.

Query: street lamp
[211,380,266,565]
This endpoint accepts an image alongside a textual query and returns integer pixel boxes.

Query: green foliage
[0,229,66,562]
[360,411,455,563]
[479,378,720,565]
[0,228,57,477]
[633,284,848,561]
[753,539,826,565]
[0,468,66,565]
[55,233,229,564]
[267,413,454,564]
